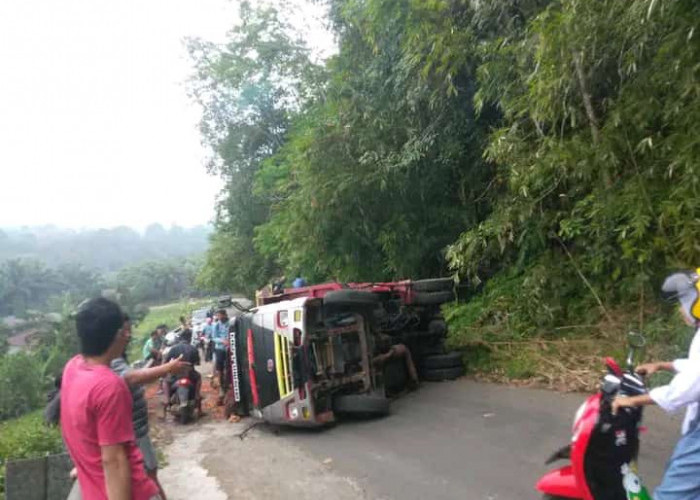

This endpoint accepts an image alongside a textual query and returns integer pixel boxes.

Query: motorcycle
[166,374,198,424]
[536,333,651,500]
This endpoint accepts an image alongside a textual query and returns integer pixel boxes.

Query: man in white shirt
[613,269,700,499]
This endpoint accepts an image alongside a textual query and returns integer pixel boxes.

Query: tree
[446,0,700,331]
[0,259,62,316]
[188,1,326,294]
[0,352,44,420]
[254,0,494,281]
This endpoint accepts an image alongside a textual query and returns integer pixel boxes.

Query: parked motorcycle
[166,375,198,424]
[536,332,651,500]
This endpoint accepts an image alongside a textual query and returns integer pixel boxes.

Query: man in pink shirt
[61,298,160,500]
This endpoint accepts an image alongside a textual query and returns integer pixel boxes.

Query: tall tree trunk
[573,51,611,187]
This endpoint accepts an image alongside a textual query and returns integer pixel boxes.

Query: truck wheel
[333,394,390,417]
[412,291,454,306]
[383,359,408,393]
[419,342,446,357]
[413,278,454,292]
[427,318,447,336]
[421,365,464,382]
[420,352,463,370]
[324,290,380,307]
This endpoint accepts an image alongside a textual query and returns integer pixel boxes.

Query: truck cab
[230,293,384,427]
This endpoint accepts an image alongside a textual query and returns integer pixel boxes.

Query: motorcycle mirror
[626,331,646,372]
[627,331,646,348]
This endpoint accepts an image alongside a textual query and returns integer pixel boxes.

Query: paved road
[160,379,681,500]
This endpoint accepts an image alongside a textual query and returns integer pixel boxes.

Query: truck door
[250,312,280,408]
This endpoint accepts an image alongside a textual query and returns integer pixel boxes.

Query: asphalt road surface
[160,379,681,500]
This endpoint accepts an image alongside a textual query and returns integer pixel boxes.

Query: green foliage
[0,353,44,421]
[188,1,325,294]
[193,0,700,374]
[0,259,64,317]
[0,411,64,495]
[445,0,700,341]
[114,256,203,305]
[128,299,210,362]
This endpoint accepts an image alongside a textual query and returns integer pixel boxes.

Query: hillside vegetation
[191,0,699,382]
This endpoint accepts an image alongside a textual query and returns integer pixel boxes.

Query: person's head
[662,269,700,327]
[206,317,212,325]
[217,309,228,322]
[151,329,159,339]
[156,324,168,336]
[75,298,127,359]
[180,328,192,344]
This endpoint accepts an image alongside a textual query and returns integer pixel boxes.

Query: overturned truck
[228,279,463,427]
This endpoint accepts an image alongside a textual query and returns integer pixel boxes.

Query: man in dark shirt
[162,329,202,417]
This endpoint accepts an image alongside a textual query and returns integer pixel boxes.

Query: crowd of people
[45,298,234,500]
[43,267,700,499]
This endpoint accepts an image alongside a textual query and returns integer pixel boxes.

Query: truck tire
[421,365,464,382]
[383,359,408,393]
[420,352,463,370]
[324,290,380,307]
[427,318,447,336]
[412,291,454,305]
[413,278,454,292]
[333,394,390,417]
[419,343,446,356]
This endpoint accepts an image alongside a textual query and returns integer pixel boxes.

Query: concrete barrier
[5,453,73,500]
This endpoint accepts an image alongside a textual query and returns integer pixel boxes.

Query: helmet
[662,269,700,322]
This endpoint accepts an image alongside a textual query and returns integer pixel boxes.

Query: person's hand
[635,362,662,376]
[69,467,78,480]
[166,355,191,376]
[612,396,635,416]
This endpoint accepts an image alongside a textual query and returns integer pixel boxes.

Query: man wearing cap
[613,269,700,499]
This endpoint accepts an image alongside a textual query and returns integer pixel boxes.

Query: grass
[446,303,694,392]
[0,411,64,495]
[128,298,211,362]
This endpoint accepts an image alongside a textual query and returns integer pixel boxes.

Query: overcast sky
[0,0,333,230]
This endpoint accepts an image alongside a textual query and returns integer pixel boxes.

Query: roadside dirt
[147,362,367,500]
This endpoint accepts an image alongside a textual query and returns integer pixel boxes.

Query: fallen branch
[234,421,262,441]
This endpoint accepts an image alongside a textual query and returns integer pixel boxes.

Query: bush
[0,411,63,495]
[127,299,210,362]
[0,353,44,421]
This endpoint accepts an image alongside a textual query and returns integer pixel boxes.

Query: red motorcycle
[536,333,652,500]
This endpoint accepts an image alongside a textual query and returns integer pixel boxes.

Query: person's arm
[616,362,700,414]
[612,394,655,415]
[101,444,131,500]
[124,355,189,386]
[635,361,675,376]
[647,364,700,413]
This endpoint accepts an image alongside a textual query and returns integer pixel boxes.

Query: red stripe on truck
[246,328,260,407]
